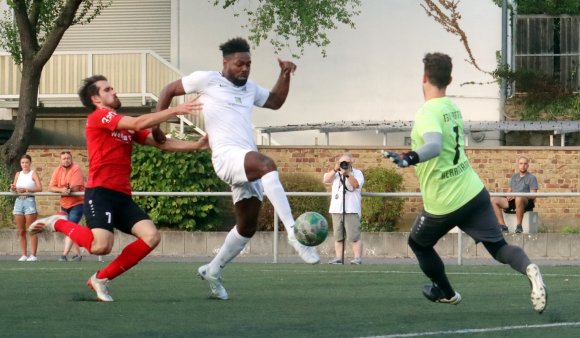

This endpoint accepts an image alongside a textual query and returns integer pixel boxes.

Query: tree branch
[11,0,37,60]
[35,0,83,66]
[421,0,490,74]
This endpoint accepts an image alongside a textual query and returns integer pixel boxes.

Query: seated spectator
[491,157,538,233]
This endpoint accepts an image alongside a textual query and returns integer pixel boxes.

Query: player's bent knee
[141,232,161,248]
[408,237,428,253]
[482,239,507,259]
[90,244,112,255]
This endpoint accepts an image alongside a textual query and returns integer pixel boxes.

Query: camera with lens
[339,161,350,170]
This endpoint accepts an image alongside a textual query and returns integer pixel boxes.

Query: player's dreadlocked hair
[423,53,452,89]
[219,37,251,57]
[78,75,108,109]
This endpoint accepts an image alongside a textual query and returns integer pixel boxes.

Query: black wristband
[404,151,420,165]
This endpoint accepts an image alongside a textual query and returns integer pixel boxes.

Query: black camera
[339,161,350,170]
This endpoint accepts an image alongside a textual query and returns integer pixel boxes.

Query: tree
[0,0,108,174]
[0,0,361,174]
[212,0,361,58]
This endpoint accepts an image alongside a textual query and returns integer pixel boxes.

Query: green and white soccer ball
[293,211,329,247]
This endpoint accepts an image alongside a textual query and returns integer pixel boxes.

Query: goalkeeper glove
[383,151,420,167]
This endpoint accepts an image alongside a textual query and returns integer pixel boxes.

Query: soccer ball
[294,212,329,247]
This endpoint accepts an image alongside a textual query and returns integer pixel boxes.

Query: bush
[0,164,14,228]
[561,226,580,234]
[361,167,404,232]
[130,143,226,231]
[258,173,330,232]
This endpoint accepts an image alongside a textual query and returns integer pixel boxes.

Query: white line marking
[0,267,84,271]
[361,321,580,338]
[249,268,580,278]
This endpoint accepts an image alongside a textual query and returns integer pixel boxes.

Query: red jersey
[85,108,150,195]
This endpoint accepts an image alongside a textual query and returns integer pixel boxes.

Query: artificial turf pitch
[1,261,579,337]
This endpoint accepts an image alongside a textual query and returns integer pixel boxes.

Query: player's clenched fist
[277,58,297,78]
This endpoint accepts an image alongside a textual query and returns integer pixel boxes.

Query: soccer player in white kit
[154,37,320,300]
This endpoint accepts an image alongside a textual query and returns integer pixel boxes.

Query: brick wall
[23,145,580,230]
[21,146,89,216]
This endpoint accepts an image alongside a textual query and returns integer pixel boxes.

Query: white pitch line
[249,268,580,278]
[0,267,84,271]
[362,321,580,338]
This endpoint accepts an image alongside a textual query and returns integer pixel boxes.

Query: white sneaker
[28,212,67,234]
[17,255,28,262]
[526,263,547,313]
[87,272,114,302]
[197,264,228,300]
[288,239,320,264]
[26,255,38,262]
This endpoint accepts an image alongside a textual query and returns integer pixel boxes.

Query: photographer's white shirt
[327,168,364,217]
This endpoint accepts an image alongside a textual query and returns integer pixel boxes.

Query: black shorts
[410,188,503,247]
[504,199,535,213]
[83,187,150,234]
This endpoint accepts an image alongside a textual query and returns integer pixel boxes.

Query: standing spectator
[10,154,42,261]
[491,157,538,233]
[154,37,319,300]
[29,75,209,302]
[49,151,85,262]
[323,153,365,264]
[384,52,547,313]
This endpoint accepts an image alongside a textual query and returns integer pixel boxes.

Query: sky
[176,0,503,145]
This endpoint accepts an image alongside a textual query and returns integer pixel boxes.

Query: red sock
[54,220,94,253]
[97,238,153,280]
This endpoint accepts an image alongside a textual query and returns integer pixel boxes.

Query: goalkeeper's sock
[97,238,153,280]
[261,171,296,239]
[409,237,456,299]
[208,226,249,275]
[54,220,94,253]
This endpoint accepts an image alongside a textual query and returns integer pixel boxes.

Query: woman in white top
[11,154,43,261]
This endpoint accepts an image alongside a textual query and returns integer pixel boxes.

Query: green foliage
[258,173,330,231]
[506,93,580,120]
[516,0,580,15]
[130,144,226,231]
[361,167,404,232]
[0,0,110,65]
[491,0,580,15]
[0,164,14,228]
[211,0,361,58]
[561,225,580,234]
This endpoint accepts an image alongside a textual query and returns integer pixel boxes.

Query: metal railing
[1,191,576,264]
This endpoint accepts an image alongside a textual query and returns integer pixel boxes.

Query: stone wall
[1,230,579,260]
[15,145,580,231]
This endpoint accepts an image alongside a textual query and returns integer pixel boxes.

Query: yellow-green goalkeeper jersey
[411,96,484,215]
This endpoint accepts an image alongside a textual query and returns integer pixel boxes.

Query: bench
[502,210,539,233]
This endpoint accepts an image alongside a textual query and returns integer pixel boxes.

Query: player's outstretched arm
[152,80,189,144]
[117,99,201,132]
[146,134,210,152]
[262,58,297,110]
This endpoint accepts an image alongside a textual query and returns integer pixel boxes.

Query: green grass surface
[1,261,579,337]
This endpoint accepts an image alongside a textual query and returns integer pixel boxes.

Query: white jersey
[181,71,270,157]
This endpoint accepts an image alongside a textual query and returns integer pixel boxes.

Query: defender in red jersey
[29,75,209,302]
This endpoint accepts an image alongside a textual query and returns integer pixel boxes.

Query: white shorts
[212,148,264,204]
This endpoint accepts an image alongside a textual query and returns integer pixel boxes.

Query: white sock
[208,226,249,275]
[261,171,296,239]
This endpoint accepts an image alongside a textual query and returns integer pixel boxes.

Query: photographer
[323,153,365,264]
